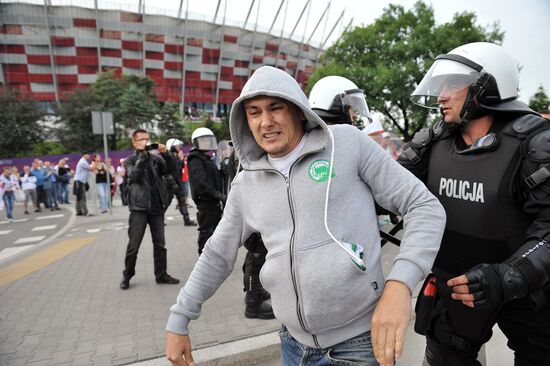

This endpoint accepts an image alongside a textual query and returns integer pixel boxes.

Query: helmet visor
[195,136,218,151]
[411,59,481,109]
[342,91,372,129]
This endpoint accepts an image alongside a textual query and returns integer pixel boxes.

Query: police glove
[465,238,550,309]
[464,262,529,309]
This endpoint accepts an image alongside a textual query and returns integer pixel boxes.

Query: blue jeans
[3,191,14,219]
[97,182,109,210]
[279,326,378,366]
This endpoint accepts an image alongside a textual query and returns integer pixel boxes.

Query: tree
[308,1,504,140]
[91,71,159,145]
[156,101,184,138]
[55,88,103,152]
[0,90,43,158]
[529,85,549,113]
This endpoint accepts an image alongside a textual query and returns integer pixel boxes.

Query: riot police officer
[187,127,226,255]
[165,138,196,226]
[399,42,550,365]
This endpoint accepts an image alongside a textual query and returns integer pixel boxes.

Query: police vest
[426,120,532,278]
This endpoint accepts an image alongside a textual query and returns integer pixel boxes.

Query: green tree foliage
[55,71,160,152]
[0,90,43,158]
[308,1,503,140]
[157,101,184,138]
[55,88,103,152]
[528,85,550,113]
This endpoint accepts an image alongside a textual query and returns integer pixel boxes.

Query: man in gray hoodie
[166,66,446,366]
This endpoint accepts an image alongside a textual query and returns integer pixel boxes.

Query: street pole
[101,113,112,214]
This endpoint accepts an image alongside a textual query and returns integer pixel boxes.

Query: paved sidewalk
[0,201,279,366]
[0,200,514,366]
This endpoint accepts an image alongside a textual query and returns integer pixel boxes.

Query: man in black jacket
[187,127,226,255]
[120,129,180,290]
[165,138,196,226]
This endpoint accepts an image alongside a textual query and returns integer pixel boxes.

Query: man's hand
[371,280,411,366]
[448,263,528,309]
[159,143,167,153]
[166,332,194,366]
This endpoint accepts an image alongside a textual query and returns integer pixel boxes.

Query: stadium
[0,0,345,116]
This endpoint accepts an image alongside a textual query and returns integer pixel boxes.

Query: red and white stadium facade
[0,1,325,115]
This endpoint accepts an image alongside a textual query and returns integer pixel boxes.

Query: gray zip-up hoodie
[167,66,446,348]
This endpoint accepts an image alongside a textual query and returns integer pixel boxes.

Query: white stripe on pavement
[14,236,46,244]
[86,228,100,233]
[35,214,64,220]
[32,225,58,232]
[0,245,36,261]
[0,230,14,235]
[13,218,29,223]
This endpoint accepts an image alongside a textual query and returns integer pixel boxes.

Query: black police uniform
[399,112,550,365]
[221,150,274,319]
[187,148,225,255]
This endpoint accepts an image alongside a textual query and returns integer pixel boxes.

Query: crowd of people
[0,154,132,221]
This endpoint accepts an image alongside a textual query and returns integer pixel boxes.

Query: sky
[13,0,549,103]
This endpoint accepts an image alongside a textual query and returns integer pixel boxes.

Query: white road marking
[0,230,14,235]
[0,245,36,261]
[14,236,46,244]
[36,214,64,220]
[86,228,100,233]
[13,218,29,223]
[32,225,58,232]
[166,216,175,221]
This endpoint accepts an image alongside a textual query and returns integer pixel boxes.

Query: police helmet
[411,42,533,122]
[309,76,372,129]
[191,127,218,151]
[166,138,184,153]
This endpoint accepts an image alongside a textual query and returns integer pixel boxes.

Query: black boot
[183,214,197,226]
[244,274,275,319]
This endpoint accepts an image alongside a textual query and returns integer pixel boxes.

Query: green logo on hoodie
[308,159,335,182]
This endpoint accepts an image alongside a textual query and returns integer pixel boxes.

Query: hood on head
[229,66,328,169]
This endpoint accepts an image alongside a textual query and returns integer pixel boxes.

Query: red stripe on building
[29,74,53,83]
[101,48,121,58]
[122,59,142,68]
[54,55,76,65]
[224,35,238,44]
[51,36,75,47]
[77,65,99,74]
[0,24,23,35]
[0,44,25,54]
[145,51,163,60]
[57,74,79,84]
[164,61,183,70]
[146,33,164,43]
[73,18,97,28]
[165,44,184,54]
[122,40,142,51]
[27,55,51,65]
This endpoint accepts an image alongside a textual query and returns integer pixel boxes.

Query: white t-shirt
[267,134,306,178]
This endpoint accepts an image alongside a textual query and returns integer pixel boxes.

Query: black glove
[465,262,529,309]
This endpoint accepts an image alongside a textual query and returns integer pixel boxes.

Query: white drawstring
[323,129,366,269]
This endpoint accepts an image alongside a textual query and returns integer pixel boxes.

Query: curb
[125,332,280,366]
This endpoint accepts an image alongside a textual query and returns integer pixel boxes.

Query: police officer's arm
[187,156,226,202]
[449,129,550,309]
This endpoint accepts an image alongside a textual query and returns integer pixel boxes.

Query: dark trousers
[75,181,87,215]
[36,186,46,209]
[123,211,167,280]
[424,297,550,366]
[196,208,222,255]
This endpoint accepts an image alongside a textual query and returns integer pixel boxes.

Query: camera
[145,142,159,151]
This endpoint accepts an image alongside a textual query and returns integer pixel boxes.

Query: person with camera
[119,129,180,290]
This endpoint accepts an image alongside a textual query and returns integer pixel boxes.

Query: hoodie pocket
[294,239,379,334]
